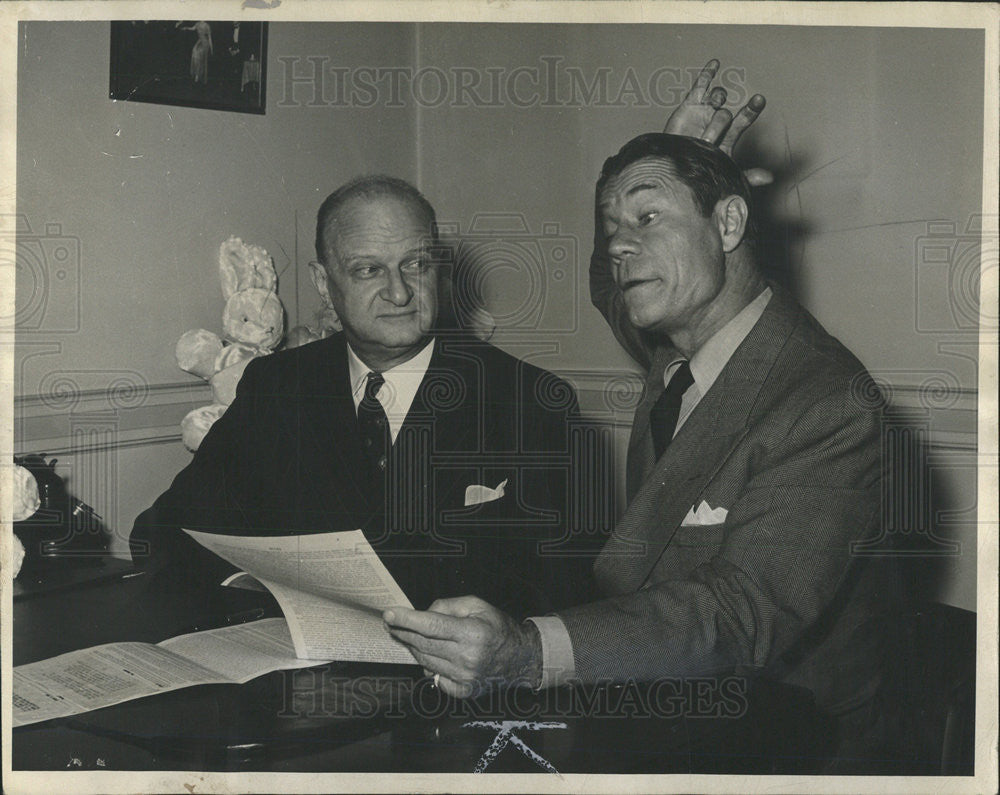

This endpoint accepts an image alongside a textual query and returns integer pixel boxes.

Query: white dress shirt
[346,338,435,444]
[665,286,773,437]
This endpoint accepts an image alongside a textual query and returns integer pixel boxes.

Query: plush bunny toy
[175,236,285,451]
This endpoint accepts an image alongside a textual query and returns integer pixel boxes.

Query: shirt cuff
[526,615,576,689]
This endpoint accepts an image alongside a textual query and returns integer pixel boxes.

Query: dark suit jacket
[576,255,898,717]
[131,332,600,617]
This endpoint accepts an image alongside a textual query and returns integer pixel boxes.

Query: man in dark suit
[385,133,900,767]
[131,175,596,618]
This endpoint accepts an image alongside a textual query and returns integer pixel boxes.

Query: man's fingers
[436,675,475,699]
[707,86,727,109]
[743,167,774,187]
[427,595,487,618]
[406,648,476,687]
[701,108,733,146]
[685,58,720,104]
[665,62,766,160]
[386,625,459,658]
[383,606,469,640]
[720,93,766,154]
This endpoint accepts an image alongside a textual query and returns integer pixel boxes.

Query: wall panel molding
[14,373,978,455]
[560,371,979,452]
[15,380,211,455]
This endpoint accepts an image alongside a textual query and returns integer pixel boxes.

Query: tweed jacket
[564,274,896,715]
[131,331,598,617]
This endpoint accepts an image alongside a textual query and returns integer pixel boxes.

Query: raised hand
[664,59,771,186]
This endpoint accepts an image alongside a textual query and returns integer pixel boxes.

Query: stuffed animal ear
[222,288,284,350]
[219,236,277,300]
[176,329,224,380]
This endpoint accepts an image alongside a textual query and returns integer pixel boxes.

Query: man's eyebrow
[624,182,660,198]
[599,182,660,209]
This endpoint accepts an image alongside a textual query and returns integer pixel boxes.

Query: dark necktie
[650,360,694,459]
[358,372,390,474]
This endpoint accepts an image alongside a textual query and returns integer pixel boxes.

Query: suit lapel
[597,386,749,594]
[400,337,486,509]
[405,337,482,454]
[377,335,498,560]
[297,334,376,520]
[626,343,680,501]
[596,288,801,594]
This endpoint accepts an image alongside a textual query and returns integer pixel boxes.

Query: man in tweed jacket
[386,132,899,766]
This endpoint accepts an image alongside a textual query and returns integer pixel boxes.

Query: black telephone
[13,453,110,570]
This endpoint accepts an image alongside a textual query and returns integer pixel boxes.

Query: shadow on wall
[738,136,813,296]
[869,399,972,600]
[438,142,818,338]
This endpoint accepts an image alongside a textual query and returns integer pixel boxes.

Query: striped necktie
[358,371,390,473]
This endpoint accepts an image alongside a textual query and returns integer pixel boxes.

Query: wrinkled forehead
[598,156,690,210]
[324,195,433,259]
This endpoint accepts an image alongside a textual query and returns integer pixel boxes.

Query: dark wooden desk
[13,556,134,601]
[12,562,833,774]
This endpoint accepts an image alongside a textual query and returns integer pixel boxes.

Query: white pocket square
[464,478,508,507]
[682,500,728,526]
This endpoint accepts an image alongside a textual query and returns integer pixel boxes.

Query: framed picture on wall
[109,21,267,114]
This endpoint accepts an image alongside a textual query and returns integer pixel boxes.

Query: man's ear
[713,195,749,253]
[308,260,333,305]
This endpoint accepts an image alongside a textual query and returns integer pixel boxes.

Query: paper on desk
[13,532,418,728]
[12,618,326,728]
[184,528,416,664]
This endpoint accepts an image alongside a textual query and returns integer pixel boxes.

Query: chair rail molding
[15,380,213,455]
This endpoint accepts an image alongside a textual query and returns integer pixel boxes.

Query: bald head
[315,175,437,267]
[309,177,441,371]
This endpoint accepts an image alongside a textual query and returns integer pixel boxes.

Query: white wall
[416,24,983,384]
[16,22,419,391]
